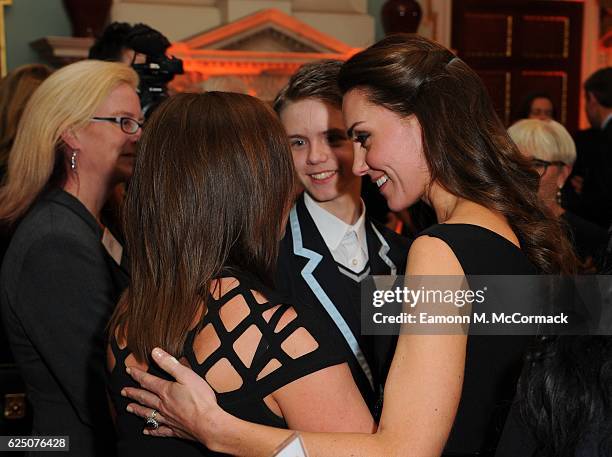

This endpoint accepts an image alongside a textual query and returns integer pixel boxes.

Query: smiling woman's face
[342,88,430,212]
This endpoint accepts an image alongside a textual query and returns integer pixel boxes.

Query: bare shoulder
[407,235,465,276]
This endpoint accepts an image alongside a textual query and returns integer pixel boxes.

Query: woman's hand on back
[122,347,225,444]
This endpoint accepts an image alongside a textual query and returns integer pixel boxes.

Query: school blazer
[275,195,411,410]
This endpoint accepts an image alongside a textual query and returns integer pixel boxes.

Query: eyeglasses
[531,158,565,176]
[91,116,143,134]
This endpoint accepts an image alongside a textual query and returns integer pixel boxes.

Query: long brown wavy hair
[109,92,296,361]
[338,34,577,274]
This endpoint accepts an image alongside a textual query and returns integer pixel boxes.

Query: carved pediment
[220,27,319,53]
[180,8,352,54]
[165,8,358,100]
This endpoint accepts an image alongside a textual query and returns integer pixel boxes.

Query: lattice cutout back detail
[184,278,319,395]
[109,271,347,447]
[110,273,330,404]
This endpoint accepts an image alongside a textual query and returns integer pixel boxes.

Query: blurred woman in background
[0,64,52,262]
[0,63,53,179]
[516,92,556,122]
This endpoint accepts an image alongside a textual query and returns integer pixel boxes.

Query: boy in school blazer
[273,61,411,415]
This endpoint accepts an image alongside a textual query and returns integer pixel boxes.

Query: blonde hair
[0,64,53,170]
[0,60,138,223]
[508,119,576,166]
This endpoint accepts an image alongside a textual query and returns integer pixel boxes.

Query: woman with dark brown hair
[515,92,556,122]
[0,63,53,178]
[120,35,576,456]
[106,92,375,456]
[0,64,52,262]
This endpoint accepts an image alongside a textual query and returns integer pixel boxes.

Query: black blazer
[1,189,128,457]
[275,195,411,413]
[571,123,612,227]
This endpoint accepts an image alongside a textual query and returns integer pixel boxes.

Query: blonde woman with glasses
[0,60,142,457]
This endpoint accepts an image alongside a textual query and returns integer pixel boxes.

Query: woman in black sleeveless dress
[120,35,577,456]
[106,92,375,456]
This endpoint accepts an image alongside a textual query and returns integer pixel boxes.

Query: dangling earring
[70,150,78,172]
[556,186,562,206]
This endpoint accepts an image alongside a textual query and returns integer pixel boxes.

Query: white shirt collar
[303,192,367,251]
[602,113,612,130]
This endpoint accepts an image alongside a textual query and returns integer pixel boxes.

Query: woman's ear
[557,164,572,187]
[61,129,80,151]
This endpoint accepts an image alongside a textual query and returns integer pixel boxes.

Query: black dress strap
[420,223,538,275]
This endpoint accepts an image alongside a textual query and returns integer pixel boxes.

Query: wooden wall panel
[479,71,512,125]
[464,13,512,57]
[518,16,569,59]
[452,0,583,132]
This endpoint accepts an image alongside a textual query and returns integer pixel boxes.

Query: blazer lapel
[365,220,397,275]
[289,197,374,390]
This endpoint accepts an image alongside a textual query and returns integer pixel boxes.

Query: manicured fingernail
[126,405,133,413]
[153,348,163,358]
[126,367,132,375]
[143,429,150,435]
[121,389,127,397]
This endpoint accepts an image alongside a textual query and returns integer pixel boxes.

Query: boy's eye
[290,138,306,148]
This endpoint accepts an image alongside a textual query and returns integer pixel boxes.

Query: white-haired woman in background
[508,119,607,267]
[0,60,142,456]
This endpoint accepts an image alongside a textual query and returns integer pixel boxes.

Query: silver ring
[145,409,159,430]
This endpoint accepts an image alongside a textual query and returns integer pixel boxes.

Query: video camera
[125,24,184,116]
[132,54,184,116]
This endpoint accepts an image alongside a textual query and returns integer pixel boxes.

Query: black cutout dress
[108,269,346,456]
